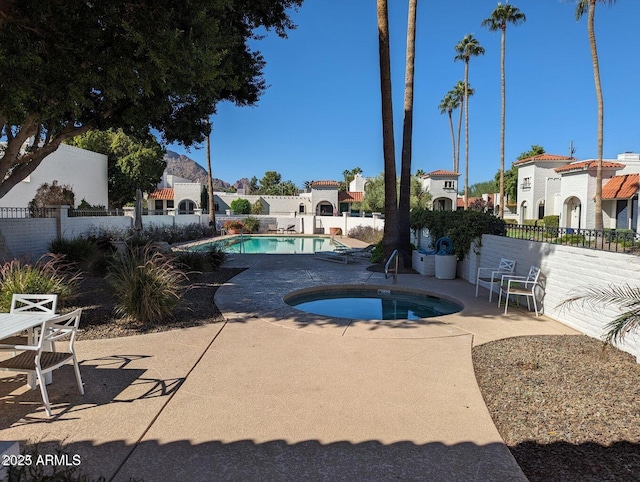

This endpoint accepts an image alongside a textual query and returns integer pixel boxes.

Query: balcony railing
[506,224,639,254]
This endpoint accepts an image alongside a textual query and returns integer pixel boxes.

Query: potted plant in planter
[242,216,260,233]
[424,210,506,279]
[223,220,244,235]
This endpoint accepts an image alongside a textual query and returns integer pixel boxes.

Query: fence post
[54,205,70,239]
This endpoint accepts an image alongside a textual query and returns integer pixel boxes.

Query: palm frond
[558,282,640,343]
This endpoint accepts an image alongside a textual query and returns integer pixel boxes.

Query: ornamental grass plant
[0,254,81,311]
[106,244,189,323]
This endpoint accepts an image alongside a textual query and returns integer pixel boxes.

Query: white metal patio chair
[0,308,84,417]
[498,265,543,316]
[0,294,58,352]
[475,258,516,302]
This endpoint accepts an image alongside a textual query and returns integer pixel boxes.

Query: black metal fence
[68,208,126,217]
[506,224,640,254]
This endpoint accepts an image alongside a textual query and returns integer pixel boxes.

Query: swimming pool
[285,286,463,320]
[189,235,346,254]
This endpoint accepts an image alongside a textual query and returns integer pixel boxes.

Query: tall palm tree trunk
[448,110,456,171]
[464,60,470,210]
[398,0,417,268]
[456,102,463,173]
[376,0,398,260]
[205,120,216,230]
[589,0,604,230]
[499,25,506,218]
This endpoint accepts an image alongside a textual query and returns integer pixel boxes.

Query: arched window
[178,200,196,214]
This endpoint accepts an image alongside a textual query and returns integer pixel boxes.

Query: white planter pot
[435,254,457,279]
[412,251,435,277]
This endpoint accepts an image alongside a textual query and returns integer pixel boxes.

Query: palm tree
[398,0,418,268]
[452,80,474,174]
[575,0,616,231]
[454,34,485,210]
[560,283,640,345]
[438,92,458,171]
[482,3,526,219]
[205,119,216,230]
[376,0,398,261]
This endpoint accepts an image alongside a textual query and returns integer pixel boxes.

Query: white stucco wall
[465,234,640,362]
[0,144,108,209]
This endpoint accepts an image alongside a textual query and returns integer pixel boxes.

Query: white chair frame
[1,294,58,352]
[498,266,543,316]
[475,258,516,302]
[0,308,84,417]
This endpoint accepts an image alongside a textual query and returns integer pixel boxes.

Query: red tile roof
[554,160,624,173]
[338,191,364,203]
[148,188,174,200]
[311,180,340,187]
[423,170,459,177]
[602,174,639,200]
[514,154,575,165]
[456,195,493,208]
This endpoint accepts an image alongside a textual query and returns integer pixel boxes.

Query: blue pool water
[190,235,345,254]
[285,287,463,320]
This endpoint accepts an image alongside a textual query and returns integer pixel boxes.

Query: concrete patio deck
[0,254,579,481]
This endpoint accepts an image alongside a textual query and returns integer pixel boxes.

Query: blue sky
[168,0,640,189]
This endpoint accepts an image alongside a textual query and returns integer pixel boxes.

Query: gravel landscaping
[473,335,640,482]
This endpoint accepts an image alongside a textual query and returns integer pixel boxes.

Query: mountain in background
[164,150,232,191]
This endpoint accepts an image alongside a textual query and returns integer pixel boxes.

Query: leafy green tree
[517,144,545,160]
[257,171,298,195]
[68,129,165,208]
[248,177,260,194]
[251,199,264,215]
[0,0,302,200]
[482,3,526,219]
[29,181,75,211]
[361,175,385,213]
[468,181,498,197]
[495,166,519,203]
[230,198,251,215]
[361,174,431,212]
[455,34,485,210]
[574,0,616,231]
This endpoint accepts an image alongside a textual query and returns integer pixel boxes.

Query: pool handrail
[385,249,398,284]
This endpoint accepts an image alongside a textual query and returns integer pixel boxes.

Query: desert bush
[242,216,261,233]
[230,198,251,215]
[0,255,81,311]
[106,244,188,323]
[49,237,98,265]
[347,225,383,245]
[174,245,226,271]
[370,239,384,264]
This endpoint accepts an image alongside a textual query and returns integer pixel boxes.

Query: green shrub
[242,216,261,233]
[106,244,188,323]
[543,215,559,228]
[370,239,384,264]
[347,225,383,245]
[424,210,506,259]
[49,236,99,265]
[522,219,538,226]
[230,198,251,215]
[0,255,81,311]
[504,218,518,224]
[174,245,226,271]
[251,199,264,214]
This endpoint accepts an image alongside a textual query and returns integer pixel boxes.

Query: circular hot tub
[284,285,463,321]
